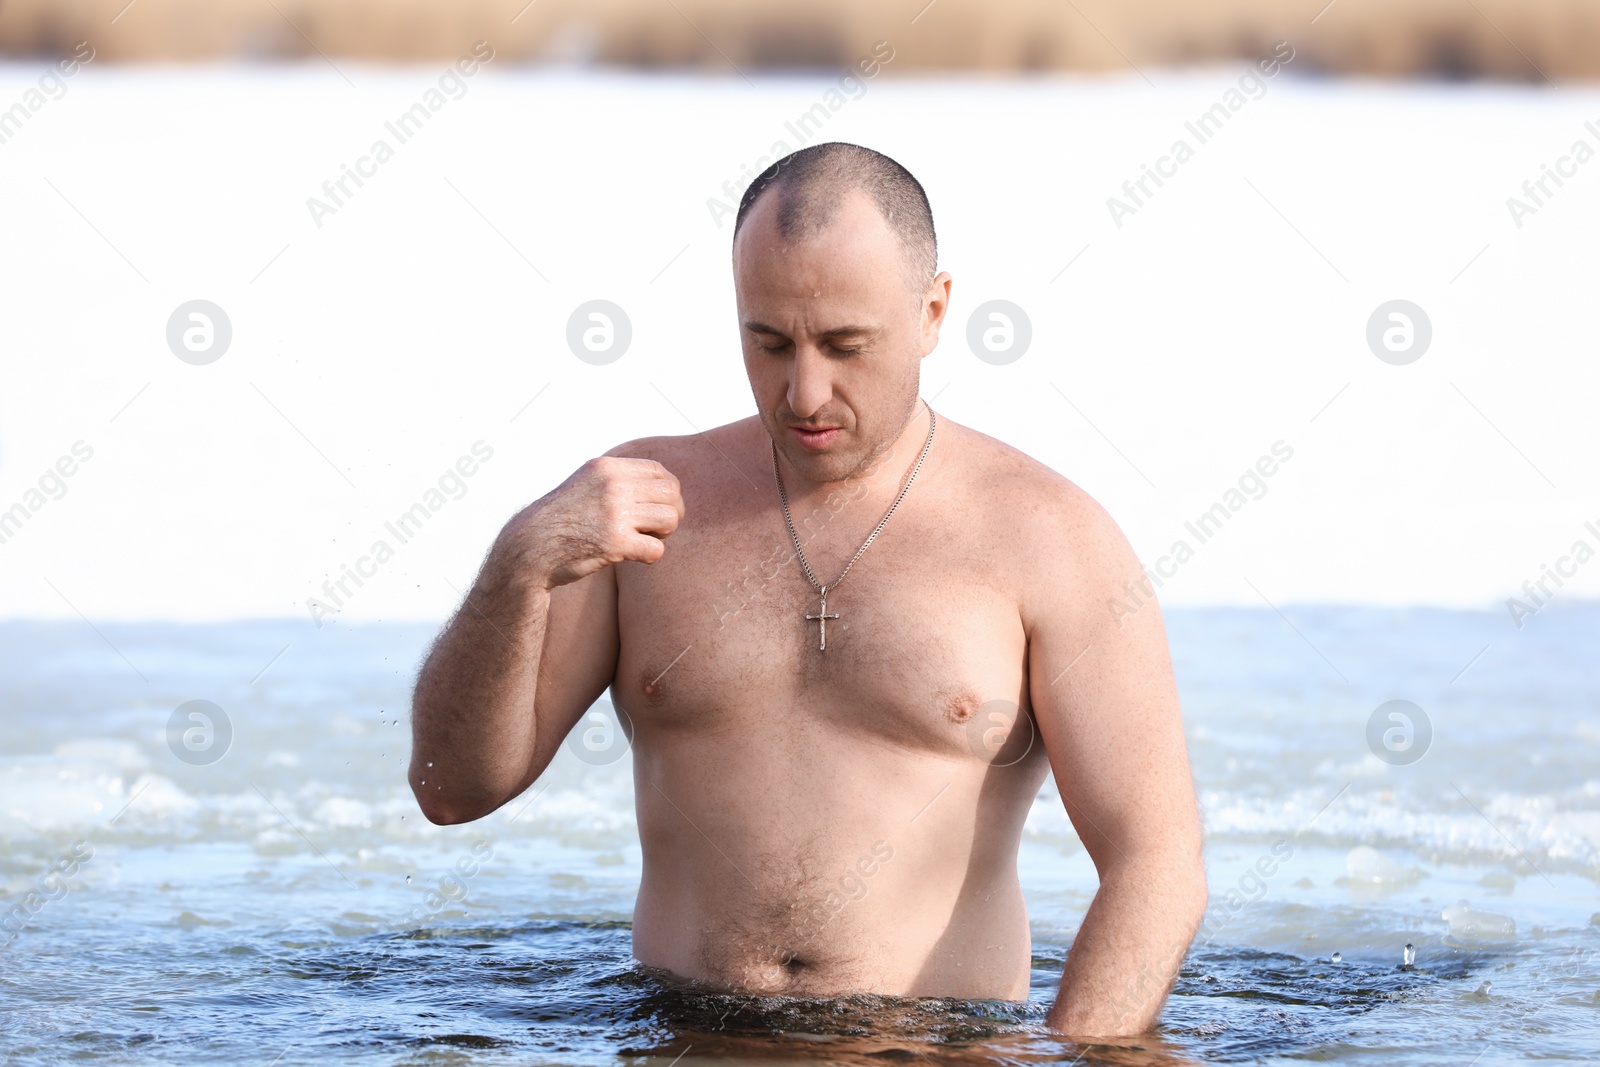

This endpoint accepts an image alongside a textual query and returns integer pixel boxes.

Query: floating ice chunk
[1442,899,1515,940]
[1346,845,1420,884]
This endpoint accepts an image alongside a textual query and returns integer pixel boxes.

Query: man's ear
[919,271,953,358]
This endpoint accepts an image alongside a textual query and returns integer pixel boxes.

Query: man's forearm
[1044,852,1207,1038]
[406,454,681,824]
[408,552,552,824]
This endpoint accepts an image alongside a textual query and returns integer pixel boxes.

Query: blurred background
[2,0,1599,78]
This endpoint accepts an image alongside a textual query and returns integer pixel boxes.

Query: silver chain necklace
[771,401,937,651]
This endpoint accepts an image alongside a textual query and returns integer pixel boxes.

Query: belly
[626,725,1047,999]
[611,507,1044,997]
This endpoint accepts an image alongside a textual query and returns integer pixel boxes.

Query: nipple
[640,671,667,706]
[944,692,980,724]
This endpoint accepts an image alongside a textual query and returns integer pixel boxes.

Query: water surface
[1,606,1597,1064]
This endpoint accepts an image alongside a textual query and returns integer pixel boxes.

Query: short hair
[732,142,937,295]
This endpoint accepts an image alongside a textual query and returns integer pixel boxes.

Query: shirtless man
[408,141,1207,1039]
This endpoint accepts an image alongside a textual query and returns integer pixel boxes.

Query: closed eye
[752,339,862,356]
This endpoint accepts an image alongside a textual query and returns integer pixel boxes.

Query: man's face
[733,187,951,485]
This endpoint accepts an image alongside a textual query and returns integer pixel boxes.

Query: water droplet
[427,762,434,768]
[1402,943,1416,968]
[405,875,412,884]
[1331,951,1342,963]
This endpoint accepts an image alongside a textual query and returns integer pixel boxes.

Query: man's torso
[610,413,1054,998]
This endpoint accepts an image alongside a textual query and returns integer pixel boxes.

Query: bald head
[732,142,937,298]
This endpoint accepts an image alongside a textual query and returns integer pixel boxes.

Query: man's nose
[786,343,833,419]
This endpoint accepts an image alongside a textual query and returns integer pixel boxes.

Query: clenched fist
[491,455,685,591]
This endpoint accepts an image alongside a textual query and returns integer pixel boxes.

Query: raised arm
[1022,478,1207,1039]
[408,449,683,824]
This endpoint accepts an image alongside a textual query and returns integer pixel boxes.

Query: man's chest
[610,500,1035,763]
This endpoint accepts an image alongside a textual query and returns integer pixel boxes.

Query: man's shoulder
[952,421,1124,545]
[944,418,1138,599]
[945,421,1148,643]
[601,416,761,471]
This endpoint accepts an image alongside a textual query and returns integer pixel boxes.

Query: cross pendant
[804,586,841,651]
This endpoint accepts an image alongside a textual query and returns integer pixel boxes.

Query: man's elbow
[410,772,494,826]
[415,794,482,826]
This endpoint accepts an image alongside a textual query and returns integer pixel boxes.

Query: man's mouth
[791,425,842,450]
